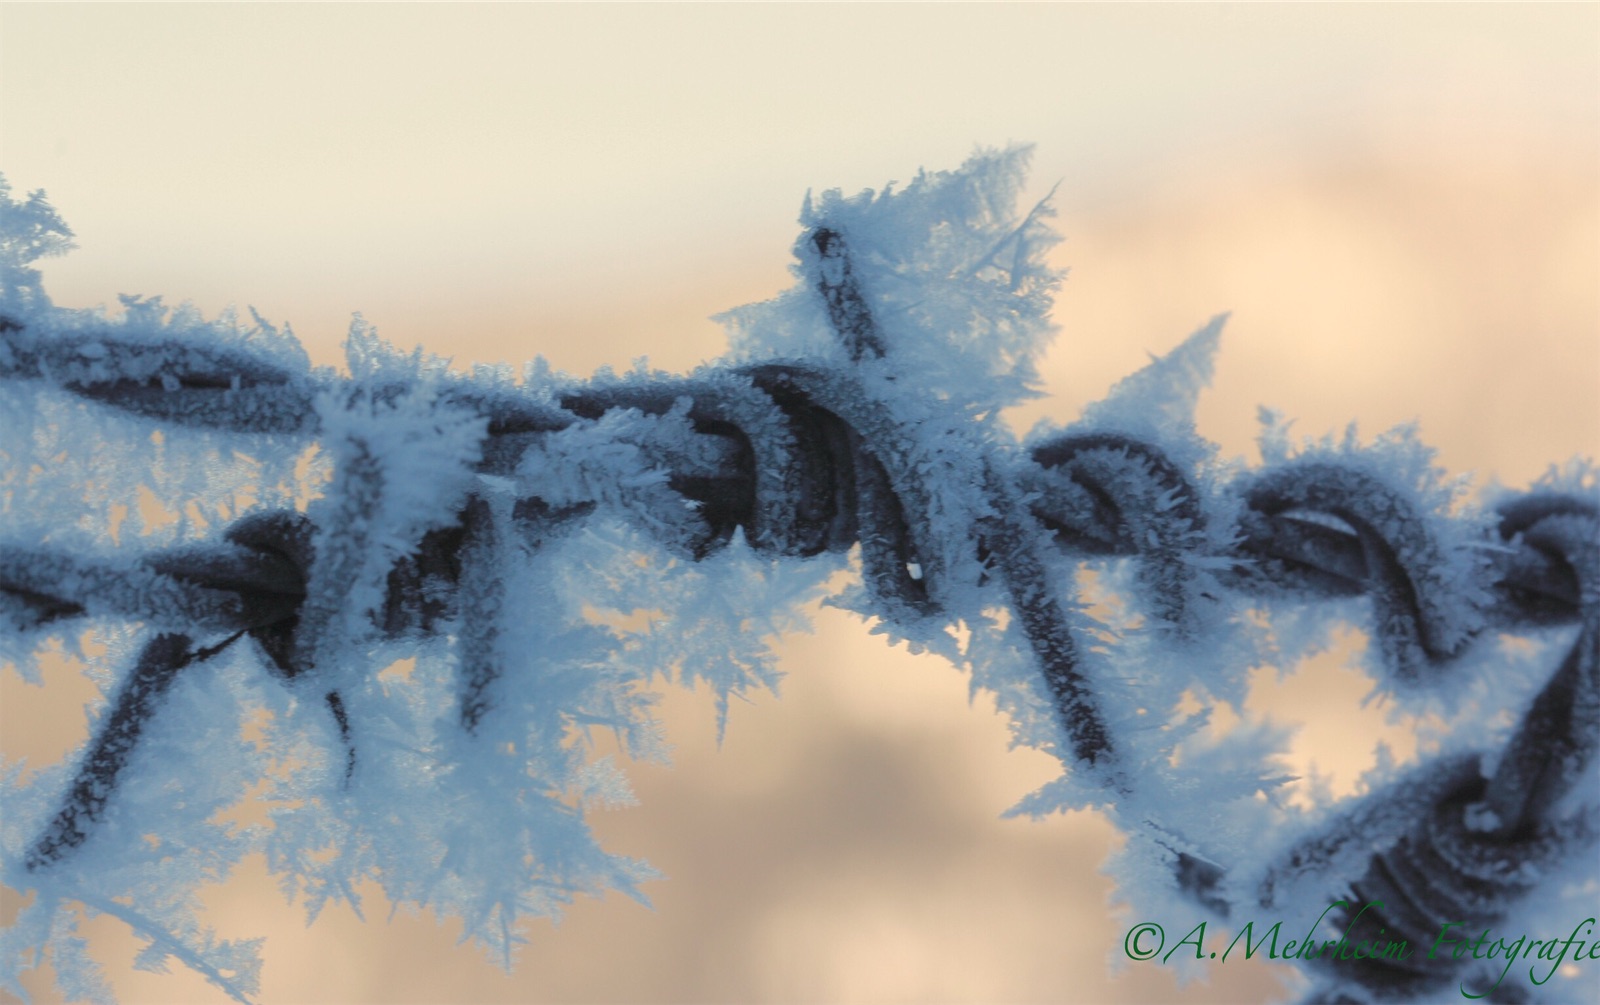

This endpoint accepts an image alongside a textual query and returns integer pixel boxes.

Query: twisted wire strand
[1236,462,1476,676]
[1027,432,1212,641]
[2,234,1595,1003]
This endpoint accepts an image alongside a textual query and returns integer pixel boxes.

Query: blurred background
[1,5,1595,1003]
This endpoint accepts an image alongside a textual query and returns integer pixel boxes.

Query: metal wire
[1,229,1594,1003]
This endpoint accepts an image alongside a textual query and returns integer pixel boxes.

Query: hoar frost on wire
[1,146,1595,1005]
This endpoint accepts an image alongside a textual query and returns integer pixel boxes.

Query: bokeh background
[1,5,1595,1004]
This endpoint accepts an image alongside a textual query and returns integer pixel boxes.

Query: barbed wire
[1,228,1595,1003]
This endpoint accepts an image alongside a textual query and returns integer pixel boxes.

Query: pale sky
[1,5,1595,1004]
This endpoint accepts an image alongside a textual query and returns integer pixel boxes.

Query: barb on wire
[1254,494,1598,1002]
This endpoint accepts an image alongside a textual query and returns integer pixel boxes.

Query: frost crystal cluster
[0,151,1595,1004]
